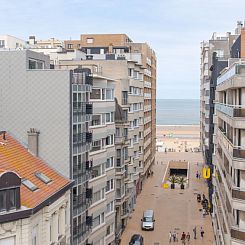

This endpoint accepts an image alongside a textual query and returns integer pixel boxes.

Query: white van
[141,209,155,230]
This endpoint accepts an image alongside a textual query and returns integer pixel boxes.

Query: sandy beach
[156,125,200,153]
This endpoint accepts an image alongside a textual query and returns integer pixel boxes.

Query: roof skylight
[22,179,38,191]
[35,172,52,184]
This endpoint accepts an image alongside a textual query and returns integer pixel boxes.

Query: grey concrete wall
[0,50,71,177]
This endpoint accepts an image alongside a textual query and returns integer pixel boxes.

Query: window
[22,179,38,191]
[106,113,111,123]
[92,115,101,126]
[106,179,114,192]
[86,38,94,44]
[91,140,101,152]
[106,89,114,100]
[0,40,5,48]
[67,43,73,49]
[116,128,120,137]
[93,190,101,203]
[0,191,6,211]
[28,59,44,69]
[9,189,16,210]
[32,225,38,245]
[91,88,101,100]
[106,157,114,169]
[107,201,114,213]
[0,236,15,245]
[122,91,128,105]
[106,135,114,146]
[35,172,51,184]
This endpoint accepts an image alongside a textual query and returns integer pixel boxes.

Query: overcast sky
[1,0,245,99]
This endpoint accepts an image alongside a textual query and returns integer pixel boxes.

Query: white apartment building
[0,35,28,49]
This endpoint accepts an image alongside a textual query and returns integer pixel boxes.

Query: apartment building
[0,131,72,245]
[200,24,240,202]
[0,50,93,245]
[88,72,116,245]
[0,35,28,49]
[64,34,157,185]
[212,26,245,244]
[57,58,144,217]
[28,35,64,48]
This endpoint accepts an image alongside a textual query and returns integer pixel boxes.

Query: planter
[180,184,185,189]
[171,184,175,189]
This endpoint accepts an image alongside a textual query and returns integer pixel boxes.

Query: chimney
[235,21,243,35]
[109,43,113,54]
[27,128,40,157]
[29,36,36,45]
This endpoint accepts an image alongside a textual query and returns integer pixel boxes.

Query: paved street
[121,152,214,245]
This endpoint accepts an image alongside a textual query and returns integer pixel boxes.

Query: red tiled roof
[0,132,71,209]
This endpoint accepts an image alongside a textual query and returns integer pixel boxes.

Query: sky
[1,0,245,99]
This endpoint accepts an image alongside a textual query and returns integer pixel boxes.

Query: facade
[200,25,240,203]
[56,58,144,222]
[64,33,156,187]
[0,35,27,49]
[211,25,245,244]
[28,36,64,48]
[114,99,130,241]
[0,131,72,245]
[88,74,116,245]
[0,50,93,245]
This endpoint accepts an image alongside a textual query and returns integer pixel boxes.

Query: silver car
[141,210,155,230]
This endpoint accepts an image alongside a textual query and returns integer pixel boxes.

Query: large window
[28,59,44,69]
[91,89,101,100]
[90,88,114,101]
[0,188,18,212]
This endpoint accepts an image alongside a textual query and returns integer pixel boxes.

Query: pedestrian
[202,208,206,218]
[172,231,176,242]
[176,232,179,242]
[193,226,197,239]
[199,173,201,179]
[196,171,199,179]
[181,232,186,244]
[186,232,190,242]
[200,227,204,239]
[151,170,154,177]
[169,231,172,242]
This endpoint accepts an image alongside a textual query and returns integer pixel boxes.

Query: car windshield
[143,217,152,222]
[133,241,141,245]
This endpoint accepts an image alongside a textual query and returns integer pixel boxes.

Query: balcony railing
[216,103,245,117]
[217,63,245,85]
[73,102,93,115]
[232,188,245,201]
[231,226,245,241]
[217,127,245,160]
[72,72,93,86]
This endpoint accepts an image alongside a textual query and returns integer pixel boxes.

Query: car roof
[131,234,142,240]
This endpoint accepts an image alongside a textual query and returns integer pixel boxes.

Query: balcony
[216,103,245,118]
[217,127,245,160]
[232,188,245,201]
[86,103,93,114]
[231,226,245,241]
[73,133,86,144]
[217,63,245,86]
[72,72,93,86]
[86,132,93,143]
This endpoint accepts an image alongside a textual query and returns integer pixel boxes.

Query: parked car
[141,209,155,230]
[129,234,144,245]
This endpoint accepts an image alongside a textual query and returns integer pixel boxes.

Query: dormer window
[22,179,38,191]
[35,172,51,184]
[0,171,21,212]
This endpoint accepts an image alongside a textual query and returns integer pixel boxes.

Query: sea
[156,99,200,125]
